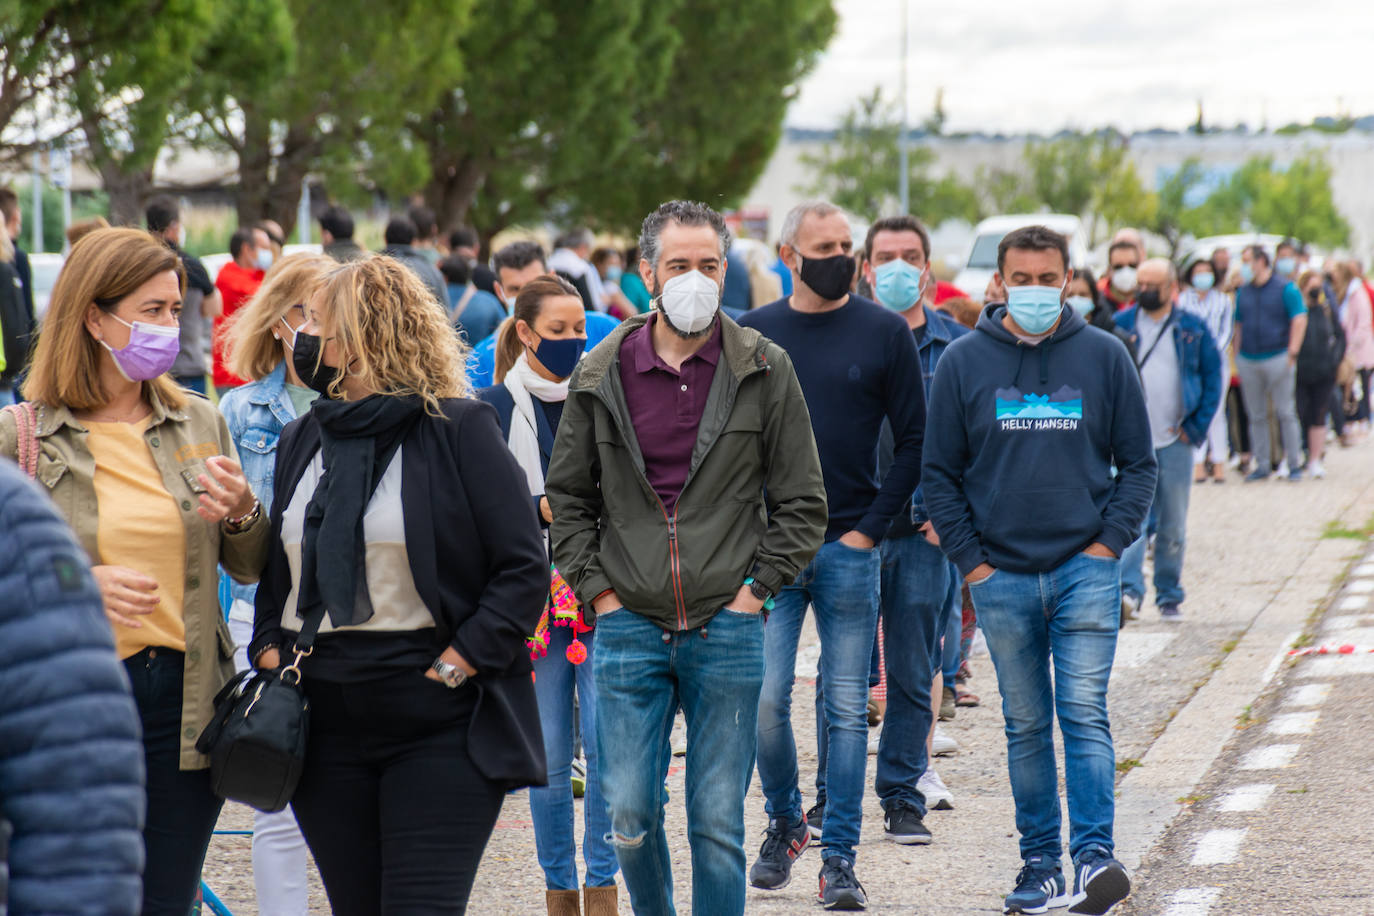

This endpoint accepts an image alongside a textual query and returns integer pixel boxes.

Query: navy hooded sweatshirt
[922,302,1156,578]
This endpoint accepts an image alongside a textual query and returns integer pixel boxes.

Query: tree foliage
[1184,153,1348,247]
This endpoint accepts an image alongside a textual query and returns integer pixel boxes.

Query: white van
[955,214,1090,303]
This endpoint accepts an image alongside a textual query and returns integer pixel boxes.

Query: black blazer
[252,397,549,789]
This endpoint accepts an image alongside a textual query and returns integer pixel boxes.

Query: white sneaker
[1121,592,1141,622]
[932,725,958,757]
[918,767,954,810]
[1309,460,1327,479]
[672,734,687,757]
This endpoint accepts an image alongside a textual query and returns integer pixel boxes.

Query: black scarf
[297,394,424,629]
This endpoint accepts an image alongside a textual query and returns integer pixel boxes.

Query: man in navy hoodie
[923,226,1155,916]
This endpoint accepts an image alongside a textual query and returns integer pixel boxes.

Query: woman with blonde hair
[0,227,269,915]
[250,255,549,914]
[478,275,619,916]
[217,251,333,916]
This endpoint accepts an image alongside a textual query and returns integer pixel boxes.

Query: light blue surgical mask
[1192,271,1215,292]
[1275,256,1296,277]
[1006,281,1066,335]
[873,259,926,312]
[1066,295,1094,317]
[256,248,274,271]
[1240,262,1255,284]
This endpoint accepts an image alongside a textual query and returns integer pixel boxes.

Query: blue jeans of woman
[529,624,617,890]
[1121,438,1193,608]
[967,552,1121,864]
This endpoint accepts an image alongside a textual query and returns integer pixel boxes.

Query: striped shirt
[1178,287,1233,351]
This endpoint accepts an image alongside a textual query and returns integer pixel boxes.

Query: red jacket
[212,261,264,389]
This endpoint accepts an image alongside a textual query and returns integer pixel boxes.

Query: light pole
[898,0,909,213]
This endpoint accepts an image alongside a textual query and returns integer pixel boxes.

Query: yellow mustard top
[86,417,188,658]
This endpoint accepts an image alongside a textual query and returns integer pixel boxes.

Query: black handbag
[195,608,325,813]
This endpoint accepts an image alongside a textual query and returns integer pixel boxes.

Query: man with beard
[1115,259,1222,621]
[740,200,925,910]
[547,200,826,916]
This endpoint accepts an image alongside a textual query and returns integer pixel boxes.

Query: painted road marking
[1266,711,1319,735]
[1217,784,1276,812]
[1191,828,1247,865]
[1239,744,1299,769]
[1345,578,1374,594]
[1114,632,1177,669]
[1354,563,1374,577]
[1162,887,1222,916]
[1304,654,1374,677]
[1323,614,1368,631]
[1335,595,1369,611]
[1283,683,1331,707]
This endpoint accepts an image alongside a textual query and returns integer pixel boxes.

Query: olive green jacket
[0,390,269,769]
[547,313,827,631]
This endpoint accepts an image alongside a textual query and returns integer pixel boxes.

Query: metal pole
[297,176,311,244]
[30,149,43,253]
[898,0,909,214]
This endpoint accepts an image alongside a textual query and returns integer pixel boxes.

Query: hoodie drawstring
[1039,339,1052,385]
[1012,347,1027,387]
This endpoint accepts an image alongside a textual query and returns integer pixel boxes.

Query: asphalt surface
[200,434,1374,914]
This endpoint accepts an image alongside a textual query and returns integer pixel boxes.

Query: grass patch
[1115,758,1143,774]
[1322,516,1374,540]
[1235,704,1259,729]
[1177,793,1209,806]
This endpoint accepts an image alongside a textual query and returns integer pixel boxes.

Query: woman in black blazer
[251,257,548,915]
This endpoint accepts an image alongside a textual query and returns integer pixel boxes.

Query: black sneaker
[1068,847,1130,914]
[748,815,810,890]
[817,855,867,910]
[883,802,932,845]
[805,799,825,839]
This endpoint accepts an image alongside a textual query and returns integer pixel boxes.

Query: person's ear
[515,318,539,350]
[780,244,800,273]
[862,260,875,289]
[639,257,655,293]
[84,303,105,341]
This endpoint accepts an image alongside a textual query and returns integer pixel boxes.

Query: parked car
[955,214,1090,303]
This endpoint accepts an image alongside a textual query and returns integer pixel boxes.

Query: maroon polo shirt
[618,315,723,514]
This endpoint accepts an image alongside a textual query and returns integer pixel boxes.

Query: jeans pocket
[1080,552,1120,564]
[594,606,624,620]
[967,569,999,588]
[718,607,764,620]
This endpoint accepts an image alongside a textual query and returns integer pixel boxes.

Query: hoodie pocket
[981,487,1100,565]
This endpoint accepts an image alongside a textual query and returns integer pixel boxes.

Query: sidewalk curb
[1114,476,1374,873]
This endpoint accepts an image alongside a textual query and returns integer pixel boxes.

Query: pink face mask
[99,314,180,381]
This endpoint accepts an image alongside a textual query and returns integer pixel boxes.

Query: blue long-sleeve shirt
[739,295,925,543]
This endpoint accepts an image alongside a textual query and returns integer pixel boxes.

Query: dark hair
[384,217,417,246]
[0,187,17,224]
[1073,266,1104,312]
[448,225,478,250]
[319,204,354,240]
[1183,259,1214,286]
[863,215,930,265]
[638,200,730,270]
[996,225,1069,274]
[493,274,581,383]
[438,254,472,285]
[492,239,547,275]
[1246,244,1271,267]
[145,195,179,234]
[407,205,437,240]
[1276,237,1304,257]
[590,246,621,271]
[229,227,255,259]
[1107,240,1139,261]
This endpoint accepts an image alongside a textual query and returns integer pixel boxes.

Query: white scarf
[502,351,571,496]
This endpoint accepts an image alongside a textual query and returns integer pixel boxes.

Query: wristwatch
[744,576,776,611]
[431,658,469,688]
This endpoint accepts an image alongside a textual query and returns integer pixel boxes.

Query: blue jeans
[757,540,880,861]
[941,570,962,682]
[967,552,1121,864]
[1121,438,1192,607]
[594,608,764,916]
[530,625,617,891]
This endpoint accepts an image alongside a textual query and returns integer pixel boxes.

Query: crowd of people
[0,176,1368,916]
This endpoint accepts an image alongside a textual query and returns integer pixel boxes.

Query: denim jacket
[1114,305,1222,446]
[908,307,968,524]
[217,363,303,616]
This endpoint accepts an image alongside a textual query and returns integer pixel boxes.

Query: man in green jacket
[548,200,827,916]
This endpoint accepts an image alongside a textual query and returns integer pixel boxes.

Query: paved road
[200,436,1374,914]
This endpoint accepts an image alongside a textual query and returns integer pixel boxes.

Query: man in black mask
[1114,259,1222,622]
[739,202,925,909]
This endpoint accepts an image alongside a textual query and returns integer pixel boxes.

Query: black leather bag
[196,610,323,813]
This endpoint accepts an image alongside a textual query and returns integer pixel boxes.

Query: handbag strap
[3,401,38,480]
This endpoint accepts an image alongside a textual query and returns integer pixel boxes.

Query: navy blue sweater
[739,295,925,543]
[922,304,1156,577]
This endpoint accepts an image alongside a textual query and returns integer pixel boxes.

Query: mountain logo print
[995,385,1083,430]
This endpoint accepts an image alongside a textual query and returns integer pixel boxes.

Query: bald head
[1112,228,1146,261]
[1137,257,1176,313]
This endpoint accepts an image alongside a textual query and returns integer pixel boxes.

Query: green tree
[1023,132,1155,244]
[1186,153,1349,247]
[1147,158,1205,258]
[969,165,1039,219]
[801,86,978,225]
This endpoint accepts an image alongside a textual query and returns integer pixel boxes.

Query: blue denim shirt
[909,307,969,524]
[1114,305,1223,446]
[217,362,302,614]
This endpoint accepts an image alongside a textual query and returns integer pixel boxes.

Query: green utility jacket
[0,390,269,769]
[548,313,827,631]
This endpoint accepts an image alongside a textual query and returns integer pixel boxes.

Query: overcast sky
[786,0,1374,133]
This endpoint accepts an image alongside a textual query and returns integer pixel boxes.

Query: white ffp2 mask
[658,270,721,335]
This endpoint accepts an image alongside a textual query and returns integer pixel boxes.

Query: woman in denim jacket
[218,252,334,916]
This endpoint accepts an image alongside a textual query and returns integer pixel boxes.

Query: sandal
[954,684,980,707]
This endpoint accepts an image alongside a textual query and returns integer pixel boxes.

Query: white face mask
[658,269,721,335]
[1111,265,1138,291]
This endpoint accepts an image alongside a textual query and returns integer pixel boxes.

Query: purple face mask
[99,314,180,381]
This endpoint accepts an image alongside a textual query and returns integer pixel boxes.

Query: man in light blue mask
[923,225,1155,916]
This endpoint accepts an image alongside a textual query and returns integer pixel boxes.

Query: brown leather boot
[546,888,581,916]
[583,883,618,916]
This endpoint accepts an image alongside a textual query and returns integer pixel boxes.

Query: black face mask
[291,330,344,399]
[1138,289,1166,312]
[798,253,856,301]
[1307,288,1322,306]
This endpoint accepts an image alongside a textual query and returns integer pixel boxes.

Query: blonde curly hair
[315,255,470,412]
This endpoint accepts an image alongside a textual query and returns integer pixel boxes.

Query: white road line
[1266,710,1320,735]
[1239,744,1299,769]
[1191,828,1247,865]
[1261,633,1299,685]
[1336,595,1369,611]
[1304,654,1374,677]
[1162,886,1222,915]
[1217,784,1276,812]
[1323,614,1368,631]
[1284,683,1332,707]
[1114,632,1177,669]
[1346,579,1374,594]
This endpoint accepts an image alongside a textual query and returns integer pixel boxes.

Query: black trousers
[124,647,224,916]
[291,671,503,915]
